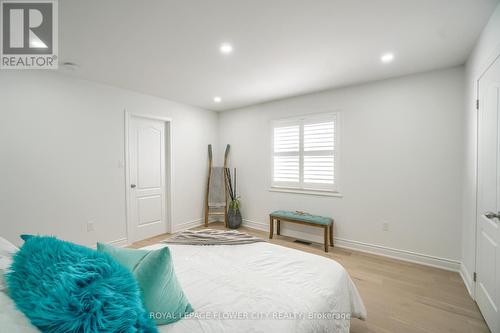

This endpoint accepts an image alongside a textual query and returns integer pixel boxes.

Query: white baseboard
[243,219,269,232]
[108,237,128,247]
[107,219,204,247]
[460,263,475,298]
[172,218,204,233]
[333,237,460,272]
[242,219,461,272]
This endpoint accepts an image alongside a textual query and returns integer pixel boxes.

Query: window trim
[268,187,344,197]
[270,112,341,195]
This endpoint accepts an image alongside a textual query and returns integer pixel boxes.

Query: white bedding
[0,292,38,332]
[145,242,367,333]
[0,241,366,333]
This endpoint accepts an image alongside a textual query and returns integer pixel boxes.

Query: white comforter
[0,242,366,333]
[146,242,367,333]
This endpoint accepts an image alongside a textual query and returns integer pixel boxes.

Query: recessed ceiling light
[213,96,222,103]
[381,53,394,63]
[219,43,233,54]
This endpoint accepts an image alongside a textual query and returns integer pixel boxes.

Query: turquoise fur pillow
[7,235,158,333]
[97,243,193,325]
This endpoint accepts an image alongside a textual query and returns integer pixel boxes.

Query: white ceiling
[59,0,499,111]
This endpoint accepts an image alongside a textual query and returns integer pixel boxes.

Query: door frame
[124,110,173,244]
[473,49,500,300]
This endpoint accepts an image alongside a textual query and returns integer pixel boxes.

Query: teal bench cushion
[271,210,333,226]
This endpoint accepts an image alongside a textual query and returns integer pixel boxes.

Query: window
[271,113,339,193]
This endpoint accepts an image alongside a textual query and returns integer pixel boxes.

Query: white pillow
[0,236,18,292]
[0,237,38,332]
[0,291,39,332]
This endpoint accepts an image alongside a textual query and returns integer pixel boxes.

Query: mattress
[144,242,367,333]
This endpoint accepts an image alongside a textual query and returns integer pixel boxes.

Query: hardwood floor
[130,222,490,333]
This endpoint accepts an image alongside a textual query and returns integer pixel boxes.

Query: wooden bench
[269,210,334,252]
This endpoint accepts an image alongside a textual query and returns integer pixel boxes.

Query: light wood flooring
[130,222,489,333]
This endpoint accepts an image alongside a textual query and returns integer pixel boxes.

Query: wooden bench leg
[324,226,328,252]
[269,216,274,239]
[277,220,281,235]
[329,223,334,247]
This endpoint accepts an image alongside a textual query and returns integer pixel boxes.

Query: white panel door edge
[125,112,171,243]
[475,54,500,333]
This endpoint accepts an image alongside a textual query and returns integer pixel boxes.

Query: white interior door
[476,55,500,333]
[128,116,168,242]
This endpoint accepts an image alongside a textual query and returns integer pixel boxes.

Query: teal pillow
[8,235,158,332]
[97,243,193,325]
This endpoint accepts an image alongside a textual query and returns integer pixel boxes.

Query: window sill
[268,187,343,197]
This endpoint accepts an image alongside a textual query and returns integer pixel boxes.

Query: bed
[149,241,366,333]
[1,241,366,333]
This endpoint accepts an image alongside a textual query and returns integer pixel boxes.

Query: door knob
[484,212,500,220]
[131,184,136,188]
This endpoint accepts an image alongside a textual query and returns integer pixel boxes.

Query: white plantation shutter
[273,124,300,185]
[303,120,335,188]
[272,113,338,192]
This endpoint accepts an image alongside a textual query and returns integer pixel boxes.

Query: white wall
[219,67,464,268]
[461,3,500,294]
[0,71,218,247]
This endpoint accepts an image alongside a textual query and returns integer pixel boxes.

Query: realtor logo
[1,0,58,69]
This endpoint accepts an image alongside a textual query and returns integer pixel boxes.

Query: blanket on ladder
[164,229,264,246]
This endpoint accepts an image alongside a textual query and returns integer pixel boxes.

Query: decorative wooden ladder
[204,144,230,227]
